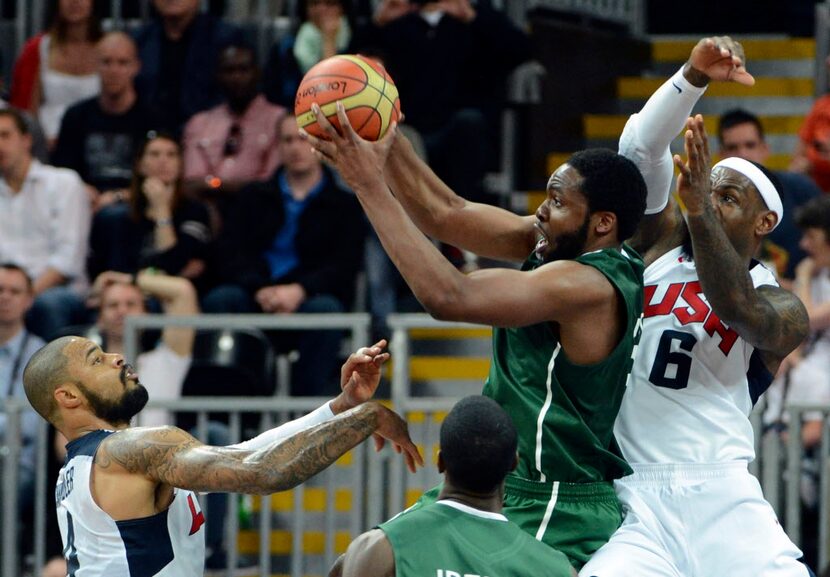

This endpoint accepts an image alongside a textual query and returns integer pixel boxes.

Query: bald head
[23,336,77,422]
[98,31,137,56]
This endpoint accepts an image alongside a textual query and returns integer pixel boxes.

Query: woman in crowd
[10,0,104,147]
[87,132,212,290]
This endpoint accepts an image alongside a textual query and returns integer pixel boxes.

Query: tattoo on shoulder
[97,427,199,475]
[756,285,809,355]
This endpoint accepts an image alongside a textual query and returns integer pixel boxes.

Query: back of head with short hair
[440,395,518,493]
[795,195,830,240]
[718,108,765,142]
[23,336,77,423]
[566,148,647,241]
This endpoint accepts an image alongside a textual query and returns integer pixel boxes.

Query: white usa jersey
[616,246,778,464]
[56,430,206,576]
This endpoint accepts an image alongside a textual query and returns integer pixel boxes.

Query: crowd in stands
[0,0,531,572]
[0,0,533,389]
[3,0,830,575]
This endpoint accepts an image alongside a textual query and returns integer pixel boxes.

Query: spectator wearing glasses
[182,42,287,224]
[52,32,156,213]
[87,132,212,291]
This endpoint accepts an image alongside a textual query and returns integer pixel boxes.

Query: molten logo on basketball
[294,54,402,141]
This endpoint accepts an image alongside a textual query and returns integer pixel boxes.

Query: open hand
[339,340,390,407]
[688,36,754,86]
[373,404,424,473]
[673,114,712,217]
[300,101,398,197]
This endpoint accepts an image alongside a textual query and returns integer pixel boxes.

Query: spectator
[203,114,366,396]
[263,0,353,108]
[52,32,154,213]
[718,108,822,281]
[0,264,47,571]
[351,0,532,204]
[132,0,244,136]
[791,56,830,193]
[87,132,212,289]
[765,195,830,451]
[183,42,286,205]
[0,108,91,339]
[9,0,103,147]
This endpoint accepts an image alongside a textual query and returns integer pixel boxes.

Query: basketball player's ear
[437,451,446,474]
[593,211,617,235]
[756,210,777,236]
[54,383,83,410]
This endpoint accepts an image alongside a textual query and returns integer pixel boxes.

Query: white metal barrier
[4,312,829,576]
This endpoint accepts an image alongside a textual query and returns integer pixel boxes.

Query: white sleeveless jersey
[56,430,206,576]
[615,246,778,464]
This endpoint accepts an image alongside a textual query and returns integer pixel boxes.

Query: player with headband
[581,37,814,577]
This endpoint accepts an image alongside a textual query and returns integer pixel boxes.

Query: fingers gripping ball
[295,54,402,141]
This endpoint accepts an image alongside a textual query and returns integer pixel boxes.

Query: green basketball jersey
[380,500,574,577]
[483,245,644,483]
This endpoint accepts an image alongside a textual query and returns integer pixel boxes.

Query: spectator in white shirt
[0,108,91,339]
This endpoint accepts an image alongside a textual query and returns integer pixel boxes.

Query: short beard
[78,375,149,427]
[544,218,590,263]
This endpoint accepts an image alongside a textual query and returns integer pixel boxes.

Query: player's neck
[62,417,129,442]
[437,484,503,515]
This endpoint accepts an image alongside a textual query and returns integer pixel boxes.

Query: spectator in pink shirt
[183,42,286,198]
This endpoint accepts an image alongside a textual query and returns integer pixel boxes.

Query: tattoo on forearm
[686,212,808,354]
[99,406,380,494]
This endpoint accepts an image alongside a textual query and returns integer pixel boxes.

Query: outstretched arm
[228,341,391,452]
[97,402,423,495]
[303,104,616,328]
[384,134,537,262]
[621,36,754,256]
[674,116,808,369]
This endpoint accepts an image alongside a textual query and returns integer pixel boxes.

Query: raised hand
[688,36,754,86]
[673,114,712,217]
[340,340,390,406]
[300,101,398,197]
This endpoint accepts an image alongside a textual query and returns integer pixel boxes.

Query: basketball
[294,54,402,141]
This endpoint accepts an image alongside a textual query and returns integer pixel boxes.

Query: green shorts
[502,475,622,570]
[412,476,622,570]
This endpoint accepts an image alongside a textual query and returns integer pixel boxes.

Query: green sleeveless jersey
[380,500,573,577]
[483,245,644,483]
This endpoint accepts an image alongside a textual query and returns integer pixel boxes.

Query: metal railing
[4,313,829,576]
[523,0,645,35]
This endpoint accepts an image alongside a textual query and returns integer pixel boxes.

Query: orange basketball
[295,54,402,141]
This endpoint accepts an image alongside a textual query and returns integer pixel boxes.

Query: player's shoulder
[534,258,618,299]
[97,426,196,468]
[342,529,394,577]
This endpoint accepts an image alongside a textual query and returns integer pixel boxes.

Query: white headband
[712,157,783,230]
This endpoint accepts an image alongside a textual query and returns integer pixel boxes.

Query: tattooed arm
[97,402,422,495]
[675,116,808,369]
